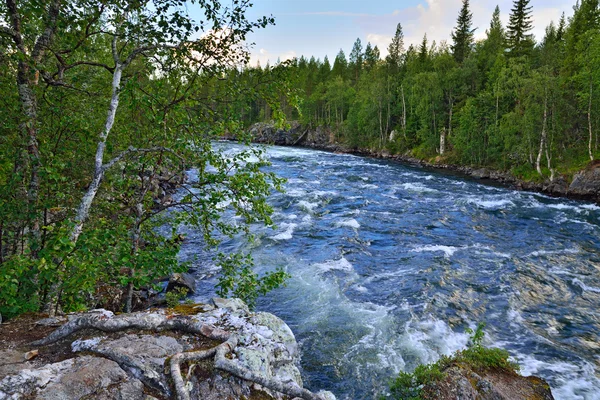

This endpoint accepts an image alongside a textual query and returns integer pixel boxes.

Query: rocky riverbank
[0,298,335,400]
[246,122,600,203]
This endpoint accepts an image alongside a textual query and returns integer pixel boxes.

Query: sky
[237,0,576,66]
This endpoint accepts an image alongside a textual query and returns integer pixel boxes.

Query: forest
[244,0,600,183]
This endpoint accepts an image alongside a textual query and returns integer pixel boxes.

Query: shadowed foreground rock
[0,298,335,400]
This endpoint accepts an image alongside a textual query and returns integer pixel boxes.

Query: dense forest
[243,0,600,182]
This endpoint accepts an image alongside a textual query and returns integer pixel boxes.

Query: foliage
[0,0,292,318]
[166,287,190,309]
[215,253,290,310]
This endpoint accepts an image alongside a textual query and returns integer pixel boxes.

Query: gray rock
[210,297,250,313]
[0,349,34,380]
[569,161,600,196]
[166,272,196,294]
[0,355,144,400]
[71,334,184,395]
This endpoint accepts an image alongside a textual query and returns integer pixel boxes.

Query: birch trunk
[536,90,548,176]
[7,0,60,257]
[70,63,122,243]
[401,85,407,138]
[588,78,594,161]
[440,127,446,156]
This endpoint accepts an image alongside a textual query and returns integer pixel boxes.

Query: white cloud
[250,48,297,67]
[358,0,573,58]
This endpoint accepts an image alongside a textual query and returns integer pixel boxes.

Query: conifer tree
[451,0,476,63]
[364,42,379,69]
[349,38,364,81]
[387,23,405,69]
[487,6,505,45]
[418,34,429,66]
[506,0,534,56]
[332,49,348,78]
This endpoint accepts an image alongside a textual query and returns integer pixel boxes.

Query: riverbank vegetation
[243,0,600,183]
[386,324,521,399]
[0,0,290,320]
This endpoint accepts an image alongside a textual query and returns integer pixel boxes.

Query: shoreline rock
[0,298,336,400]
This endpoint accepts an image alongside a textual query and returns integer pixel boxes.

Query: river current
[182,143,600,400]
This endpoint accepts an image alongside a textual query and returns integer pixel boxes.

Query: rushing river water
[182,143,600,400]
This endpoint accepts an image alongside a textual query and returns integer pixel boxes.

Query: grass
[385,323,520,400]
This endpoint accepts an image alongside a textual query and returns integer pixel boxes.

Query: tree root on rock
[31,311,330,400]
[31,310,230,346]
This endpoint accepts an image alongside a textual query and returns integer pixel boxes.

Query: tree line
[247,0,600,182]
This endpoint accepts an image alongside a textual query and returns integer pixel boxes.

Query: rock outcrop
[249,122,332,148]
[422,366,554,400]
[0,298,335,400]
[569,160,600,197]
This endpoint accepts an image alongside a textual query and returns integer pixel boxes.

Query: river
[181,143,600,400]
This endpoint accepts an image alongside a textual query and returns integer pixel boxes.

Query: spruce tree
[451,0,475,63]
[364,42,379,69]
[506,0,534,56]
[332,49,348,78]
[387,23,405,69]
[349,38,364,82]
[419,34,428,63]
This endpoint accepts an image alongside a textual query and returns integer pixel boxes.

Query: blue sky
[200,0,576,66]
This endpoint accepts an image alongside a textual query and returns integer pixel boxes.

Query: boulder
[423,366,554,400]
[0,355,145,400]
[166,272,196,294]
[569,161,600,197]
[0,301,335,400]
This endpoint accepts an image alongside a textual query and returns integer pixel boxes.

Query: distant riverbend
[182,143,600,399]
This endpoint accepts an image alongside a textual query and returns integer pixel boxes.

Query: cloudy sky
[240,0,575,66]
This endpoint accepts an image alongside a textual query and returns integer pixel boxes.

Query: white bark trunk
[589,79,594,161]
[401,85,407,138]
[70,64,122,243]
[536,91,548,176]
[440,127,446,156]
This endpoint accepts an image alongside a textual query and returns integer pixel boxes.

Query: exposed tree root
[31,311,230,346]
[32,311,330,400]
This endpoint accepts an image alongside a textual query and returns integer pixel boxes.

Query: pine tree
[332,49,348,78]
[451,0,475,63]
[557,12,566,41]
[387,23,405,69]
[506,0,534,56]
[349,38,364,82]
[364,42,379,69]
[487,6,505,44]
[418,34,429,65]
